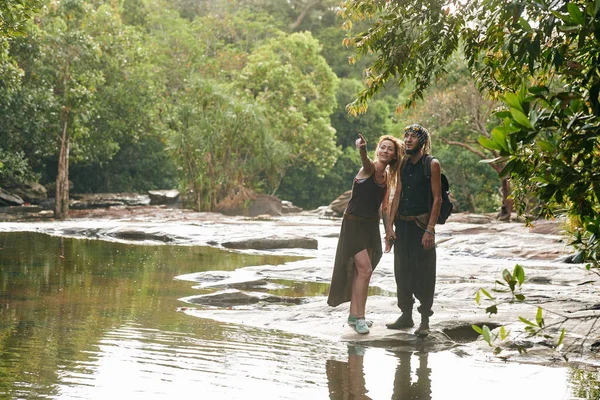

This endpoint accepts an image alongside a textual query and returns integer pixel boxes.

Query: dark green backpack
[423,155,453,224]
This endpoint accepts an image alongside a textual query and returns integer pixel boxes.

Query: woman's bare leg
[350,249,373,318]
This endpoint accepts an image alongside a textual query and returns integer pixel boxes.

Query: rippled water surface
[1,232,598,399]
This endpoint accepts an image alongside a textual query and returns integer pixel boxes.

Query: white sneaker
[354,318,370,334]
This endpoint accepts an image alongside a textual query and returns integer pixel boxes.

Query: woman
[327,133,403,334]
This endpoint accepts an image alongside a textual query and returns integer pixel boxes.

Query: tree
[3,1,158,217]
[0,0,42,38]
[164,79,272,211]
[239,31,340,193]
[397,55,513,215]
[15,0,106,218]
[339,0,600,268]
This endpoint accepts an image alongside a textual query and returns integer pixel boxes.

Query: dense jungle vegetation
[1,0,598,266]
[0,0,501,214]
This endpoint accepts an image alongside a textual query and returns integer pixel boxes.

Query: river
[0,214,599,399]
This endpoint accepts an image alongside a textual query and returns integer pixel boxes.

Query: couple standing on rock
[327,124,442,337]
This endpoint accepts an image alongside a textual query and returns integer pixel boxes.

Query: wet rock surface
[1,207,598,366]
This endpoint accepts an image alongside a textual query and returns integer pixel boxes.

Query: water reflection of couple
[326,345,432,399]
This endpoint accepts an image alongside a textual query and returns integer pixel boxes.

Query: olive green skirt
[327,214,382,307]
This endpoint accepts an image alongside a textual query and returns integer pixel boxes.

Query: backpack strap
[423,154,434,217]
[423,154,434,178]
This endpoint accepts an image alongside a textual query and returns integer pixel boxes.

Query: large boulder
[8,182,47,204]
[148,189,180,206]
[70,193,151,209]
[281,200,302,214]
[217,194,283,217]
[0,188,24,206]
[328,190,352,217]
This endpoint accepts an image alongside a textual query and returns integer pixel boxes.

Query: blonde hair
[376,135,405,191]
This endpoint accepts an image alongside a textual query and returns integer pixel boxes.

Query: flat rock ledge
[221,236,318,250]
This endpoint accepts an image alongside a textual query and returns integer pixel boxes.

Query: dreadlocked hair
[404,124,431,155]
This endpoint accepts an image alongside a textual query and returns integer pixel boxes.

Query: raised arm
[356,133,375,177]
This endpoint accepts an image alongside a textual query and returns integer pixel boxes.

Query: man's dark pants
[394,220,436,317]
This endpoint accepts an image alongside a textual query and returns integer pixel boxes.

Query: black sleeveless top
[398,156,430,216]
[345,174,387,218]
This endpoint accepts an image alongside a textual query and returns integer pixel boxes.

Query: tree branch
[441,138,488,159]
[289,0,322,31]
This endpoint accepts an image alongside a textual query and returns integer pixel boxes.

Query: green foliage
[340,0,600,267]
[474,264,571,358]
[391,58,505,213]
[239,31,340,192]
[277,146,360,209]
[0,149,39,186]
[339,0,462,114]
[435,143,500,212]
[0,0,42,38]
[472,324,509,354]
[330,78,392,149]
[569,368,600,400]
[164,78,273,210]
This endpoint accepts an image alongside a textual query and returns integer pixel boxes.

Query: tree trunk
[497,176,513,221]
[289,0,322,31]
[55,115,70,219]
[55,61,70,219]
[442,138,514,220]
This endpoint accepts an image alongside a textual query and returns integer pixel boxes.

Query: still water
[1,232,598,399]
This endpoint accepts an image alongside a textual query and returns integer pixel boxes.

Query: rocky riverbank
[1,207,598,368]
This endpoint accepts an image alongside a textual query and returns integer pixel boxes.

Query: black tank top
[345,174,387,218]
[398,156,430,216]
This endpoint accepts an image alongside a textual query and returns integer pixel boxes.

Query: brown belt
[395,213,429,230]
[395,212,429,221]
[344,212,379,222]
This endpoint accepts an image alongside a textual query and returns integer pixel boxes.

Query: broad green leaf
[499,326,509,340]
[502,268,512,284]
[513,264,525,285]
[494,111,512,119]
[536,307,544,327]
[537,140,555,152]
[518,17,532,32]
[504,92,524,113]
[550,10,572,23]
[499,158,517,179]
[479,156,508,165]
[478,136,503,151]
[510,108,532,128]
[472,325,483,334]
[528,85,549,95]
[475,290,481,305]
[491,128,509,152]
[485,305,498,315]
[519,316,537,327]
[480,288,494,300]
[530,177,549,184]
[567,3,585,25]
[503,117,523,133]
[558,25,580,32]
[515,294,526,301]
[482,325,491,344]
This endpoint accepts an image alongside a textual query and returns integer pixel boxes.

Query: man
[383,124,442,336]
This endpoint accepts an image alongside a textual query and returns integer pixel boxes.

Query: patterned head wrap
[404,124,431,154]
